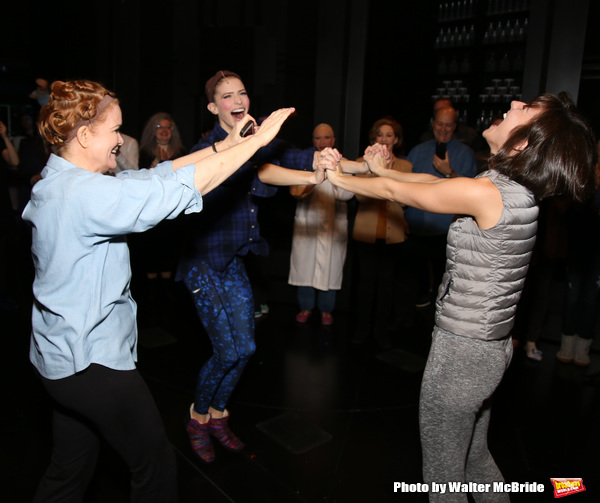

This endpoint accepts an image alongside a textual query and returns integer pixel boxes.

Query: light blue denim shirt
[22,154,202,379]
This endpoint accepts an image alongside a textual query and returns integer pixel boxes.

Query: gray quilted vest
[435,169,539,341]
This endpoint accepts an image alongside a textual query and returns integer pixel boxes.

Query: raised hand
[364,144,388,175]
[223,114,259,148]
[320,148,344,183]
[253,107,296,147]
[221,108,294,151]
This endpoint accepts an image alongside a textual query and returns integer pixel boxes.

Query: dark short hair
[490,93,597,202]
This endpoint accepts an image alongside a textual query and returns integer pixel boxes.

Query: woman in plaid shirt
[180,70,326,463]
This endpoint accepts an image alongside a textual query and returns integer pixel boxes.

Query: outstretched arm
[325,148,503,229]
[172,108,295,194]
[339,158,370,174]
[258,163,325,186]
[365,144,438,183]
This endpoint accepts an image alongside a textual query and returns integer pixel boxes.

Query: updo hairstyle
[38,80,117,148]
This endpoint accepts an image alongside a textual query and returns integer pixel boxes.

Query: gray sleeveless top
[435,169,538,341]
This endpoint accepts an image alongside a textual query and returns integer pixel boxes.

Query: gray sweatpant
[419,326,513,503]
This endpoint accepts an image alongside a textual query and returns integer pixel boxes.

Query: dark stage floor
[3,240,600,503]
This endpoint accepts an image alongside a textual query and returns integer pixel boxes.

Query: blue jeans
[297,286,336,312]
[183,256,256,414]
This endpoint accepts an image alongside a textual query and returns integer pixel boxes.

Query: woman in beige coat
[351,118,412,347]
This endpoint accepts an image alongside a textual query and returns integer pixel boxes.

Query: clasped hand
[314,148,343,183]
[315,144,391,183]
[363,143,391,175]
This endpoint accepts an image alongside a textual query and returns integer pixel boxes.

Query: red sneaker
[295,310,311,323]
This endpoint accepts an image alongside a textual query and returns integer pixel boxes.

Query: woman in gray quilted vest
[322,93,597,502]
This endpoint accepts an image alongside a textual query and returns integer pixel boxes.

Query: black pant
[34,364,177,503]
[354,240,404,335]
[405,233,448,300]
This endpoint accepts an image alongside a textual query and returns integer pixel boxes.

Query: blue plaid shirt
[177,122,314,274]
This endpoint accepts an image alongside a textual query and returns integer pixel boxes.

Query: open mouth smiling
[232,108,246,121]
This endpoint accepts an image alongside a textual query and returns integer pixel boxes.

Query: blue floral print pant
[183,256,256,414]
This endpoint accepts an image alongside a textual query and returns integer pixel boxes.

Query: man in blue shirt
[405,106,477,306]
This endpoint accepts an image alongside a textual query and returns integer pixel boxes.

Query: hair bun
[38,80,116,147]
